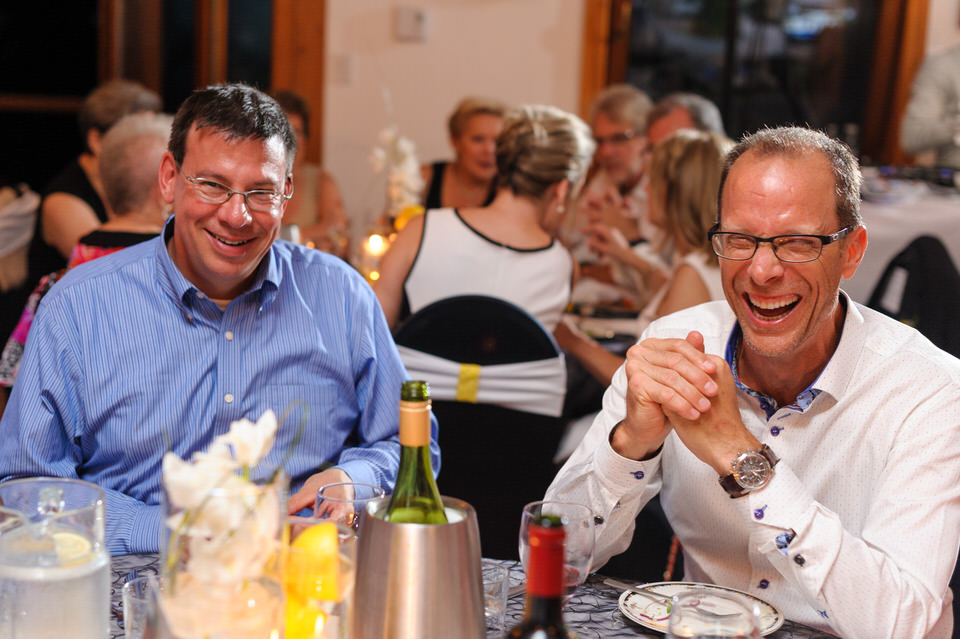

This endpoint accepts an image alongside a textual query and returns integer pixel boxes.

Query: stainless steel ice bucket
[352,496,485,639]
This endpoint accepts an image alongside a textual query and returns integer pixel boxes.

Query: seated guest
[0,84,428,555]
[421,96,507,210]
[547,126,960,637]
[270,89,350,258]
[646,92,726,148]
[0,112,173,388]
[29,80,161,276]
[375,104,594,332]
[567,85,663,307]
[900,43,960,168]
[556,130,732,387]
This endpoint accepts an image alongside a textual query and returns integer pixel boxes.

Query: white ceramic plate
[617,581,784,636]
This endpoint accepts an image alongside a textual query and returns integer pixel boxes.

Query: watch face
[734,453,772,490]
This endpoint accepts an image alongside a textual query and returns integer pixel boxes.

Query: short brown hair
[588,84,653,133]
[718,126,862,228]
[79,80,162,153]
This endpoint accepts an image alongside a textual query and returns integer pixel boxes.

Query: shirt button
[196,291,205,299]
[770,426,781,436]
[758,579,769,589]
[225,331,234,341]
[794,554,806,566]
[224,393,234,404]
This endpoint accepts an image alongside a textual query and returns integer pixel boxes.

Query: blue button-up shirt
[0,218,431,554]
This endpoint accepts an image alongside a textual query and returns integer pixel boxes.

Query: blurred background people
[420,96,507,210]
[1,112,172,410]
[28,80,161,278]
[646,92,727,147]
[375,104,595,332]
[900,43,960,168]
[557,129,733,387]
[271,89,350,259]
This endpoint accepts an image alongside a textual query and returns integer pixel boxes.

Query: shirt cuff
[595,426,663,494]
[335,459,378,489]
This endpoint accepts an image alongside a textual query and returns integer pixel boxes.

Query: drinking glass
[122,575,163,639]
[666,587,761,638]
[481,559,509,634]
[518,500,595,601]
[314,482,386,532]
[0,477,110,639]
[285,518,357,639]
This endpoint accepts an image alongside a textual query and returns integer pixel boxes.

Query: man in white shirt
[548,126,960,637]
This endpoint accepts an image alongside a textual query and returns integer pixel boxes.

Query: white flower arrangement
[369,126,424,217]
[162,410,283,585]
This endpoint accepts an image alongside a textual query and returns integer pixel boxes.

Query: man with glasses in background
[548,126,960,637]
[0,85,428,555]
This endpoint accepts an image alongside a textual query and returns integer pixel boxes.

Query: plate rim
[617,580,785,636]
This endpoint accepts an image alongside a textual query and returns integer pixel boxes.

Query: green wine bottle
[383,380,448,524]
[506,514,572,638]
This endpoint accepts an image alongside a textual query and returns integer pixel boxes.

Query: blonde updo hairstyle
[648,130,733,265]
[495,105,596,202]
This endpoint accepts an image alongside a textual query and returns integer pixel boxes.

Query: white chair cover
[397,345,566,417]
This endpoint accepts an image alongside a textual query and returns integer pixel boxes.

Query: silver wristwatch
[719,444,779,498]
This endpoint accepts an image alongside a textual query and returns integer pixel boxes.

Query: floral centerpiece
[160,410,286,638]
[369,126,425,230]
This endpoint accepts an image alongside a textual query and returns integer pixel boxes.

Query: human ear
[840,225,868,279]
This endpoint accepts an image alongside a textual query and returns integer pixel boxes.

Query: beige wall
[927,0,960,54]
[322,0,585,232]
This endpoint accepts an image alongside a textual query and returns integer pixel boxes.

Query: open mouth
[207,230,253,248]
[746,294,799,321]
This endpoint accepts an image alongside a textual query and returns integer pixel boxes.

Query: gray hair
[495,105,595,200]
[588,84,653,134]
[649,92,726,137]
[718,126,862,228]
[99,112,173,215]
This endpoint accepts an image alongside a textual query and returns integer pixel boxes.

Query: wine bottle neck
[398,400,431,447]
[522,594,565,625]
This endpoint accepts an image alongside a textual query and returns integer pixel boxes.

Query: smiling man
[547,127,960,637]
[0,85,430,554]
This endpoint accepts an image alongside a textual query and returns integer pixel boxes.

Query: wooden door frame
[271,0,326,165]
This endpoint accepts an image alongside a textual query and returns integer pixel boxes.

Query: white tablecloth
[845,185,960,303]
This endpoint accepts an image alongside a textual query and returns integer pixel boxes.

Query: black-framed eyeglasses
[707,224,854,263]
[182,173,293,213]
[593,129,641,147]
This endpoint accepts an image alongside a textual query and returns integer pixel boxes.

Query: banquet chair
[393,295,567,559]
[867,235,960,358]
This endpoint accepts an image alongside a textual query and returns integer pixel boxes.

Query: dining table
[109,553,833,638]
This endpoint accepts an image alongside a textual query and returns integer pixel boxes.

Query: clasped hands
[612,331,760,476]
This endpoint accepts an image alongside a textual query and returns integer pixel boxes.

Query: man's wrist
[609,421,662,461]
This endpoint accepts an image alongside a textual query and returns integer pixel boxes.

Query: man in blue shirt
[0,84,432,555]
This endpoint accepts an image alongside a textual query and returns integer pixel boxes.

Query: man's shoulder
[274,241,370,291]
[856,302,960,375]
[51,239,157,297]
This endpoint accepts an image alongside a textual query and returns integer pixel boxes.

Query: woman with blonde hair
[556,129,733,387]
[376,104,595,331]
[420,96,507,210]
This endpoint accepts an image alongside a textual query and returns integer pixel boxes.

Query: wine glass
[666,587,761,638]
[314,481,386,532]
[518,500,596,601]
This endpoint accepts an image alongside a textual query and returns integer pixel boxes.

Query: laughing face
[718,149,866,376]
[159,126,290,301]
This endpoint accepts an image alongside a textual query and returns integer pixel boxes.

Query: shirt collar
[723,293,858,418]
[155,216,282,312]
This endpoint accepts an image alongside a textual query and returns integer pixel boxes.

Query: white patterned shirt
[547,295,960,637]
